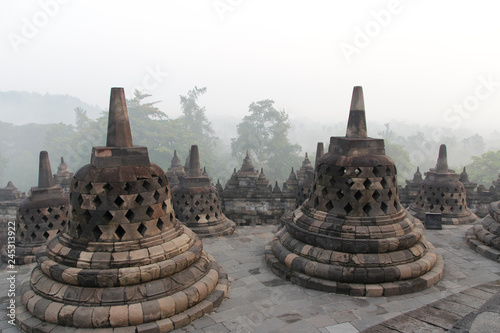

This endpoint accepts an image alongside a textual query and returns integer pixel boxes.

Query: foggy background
[1,0,500,192]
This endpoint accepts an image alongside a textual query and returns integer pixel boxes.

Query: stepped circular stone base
[186,218,236,238]
[265,234,444,297]
[466,223,500,262]
[408,207,478,225]
[15,259,229,333]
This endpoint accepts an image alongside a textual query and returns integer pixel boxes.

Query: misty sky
[1,0,499,132]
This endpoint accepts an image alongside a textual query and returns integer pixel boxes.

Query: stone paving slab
[1,224,500,332]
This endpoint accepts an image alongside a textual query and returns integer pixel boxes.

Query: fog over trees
[1,89,500,193]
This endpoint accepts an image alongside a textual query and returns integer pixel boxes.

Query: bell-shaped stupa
[265,86,444,296]
[7,151,68,264]
[172,145,235,237]
[466,201,500,262]
[166,150,187,188]
[17,88,229,332]
[53,157,74,192]
[408,145,477,225]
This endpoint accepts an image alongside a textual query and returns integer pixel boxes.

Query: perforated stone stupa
[3,151,69,265]
[172,145,235,237]
[265,86,444,296]
[296,143,324,208]
[466,201,500,262]
[17,88,229,332]
[408,145,477,225]
[166,150,186,188]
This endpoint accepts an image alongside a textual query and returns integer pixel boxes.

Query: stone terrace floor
[1,223,499,333]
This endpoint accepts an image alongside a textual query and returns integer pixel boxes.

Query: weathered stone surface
[266,86,444,296]
[172,145,235,238]
[408,144,477,225]
[16,87,229,332]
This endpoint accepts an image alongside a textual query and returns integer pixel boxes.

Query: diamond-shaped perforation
[372,190,380,201]
[440,205,445,212]
[77,194,84,207]
[30,232,36,241]
[381,202,388,214]
[380,178,387,188]
[336,190,344,200]
[93,196,102,208]
[84,210,92,223]
[373,166,382,177]
[146,207,155,218]
[338,166,346,177]
[344,203,353,215]
[387,189,393,199]
[156,218,164,231]
[355,167,362,176]
[354,190,363,201]
[143,180,151,191]
[158,177,164,186]
[115,225,125,240]
[314,197,320,208]
[153,191,160,202]
[114,196,125,208]
[85,182,93,193]
[48,207,53,213]
[103,211,113,223]
[125,210,135,222]
[103,183,113,192]
[321,187,328,197]
[34,224,40,231]
[326,200,334,211]
[92,226,102,240]
[61,220,66,227]
[42,215,48,222]
[137,223,147,236]
[386,166,393,176]
[123,182,132,193]
[205,214,210,220]
[346,179,354,188]
[363,179,372,189]
[195,215,201,221]
[30,216,35,222]
[135,194,144,205]
[43,231,50,239]
[162,201,167,212]
[76,224,83,237]
[363,203,372,215]
[48,222,54,228]
[194,200,200,206]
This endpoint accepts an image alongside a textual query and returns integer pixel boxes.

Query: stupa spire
[38,151,54,188]
[106,87,133,147]
[436,144,448,172]
[346,86,367,138]
[315,142,324,169]
[188,145,201,177]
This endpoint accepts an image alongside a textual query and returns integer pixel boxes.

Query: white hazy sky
[1,0,499,132]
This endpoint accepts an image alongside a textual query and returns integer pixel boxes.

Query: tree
[465,150,500,186]
[384,141,413,184]
[231,99,302,182]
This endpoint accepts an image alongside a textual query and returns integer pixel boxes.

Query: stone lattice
[466,201,500,262]
[408,145,477,225]
[16,88,229,332]
[265,86,444,296]
[5,151,69,265]
[172,145,235,237]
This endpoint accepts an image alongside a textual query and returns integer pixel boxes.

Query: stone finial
[184,147,191,171]
[273,181,281,193]
[436,144,448,173]
[188,145,201,177]
[171,150,182,167]
[38,151,54,189]
[6,181,15,188]
[315,142,324,169]
[106,87,133,148]
[413,167,422,181]
[346,86,367,138]
[288,168,297,180]
[460,167,470,183]
[202,167,208,177]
